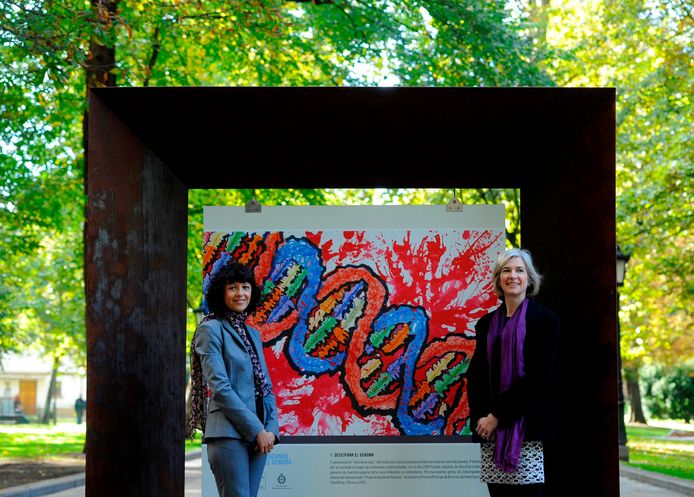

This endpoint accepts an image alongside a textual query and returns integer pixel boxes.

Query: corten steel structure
[86,87,617,497]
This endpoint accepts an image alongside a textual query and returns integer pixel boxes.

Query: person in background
[75,396,86,424]
[2,384,11,415]
[467,248,560,497]
[187,262,279,497]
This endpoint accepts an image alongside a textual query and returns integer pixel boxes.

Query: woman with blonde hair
[467,248,560,497]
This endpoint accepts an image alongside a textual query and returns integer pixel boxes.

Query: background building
[0,353,85,420]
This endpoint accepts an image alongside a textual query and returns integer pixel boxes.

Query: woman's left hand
[255,429,275,454]
[476,413,499,441]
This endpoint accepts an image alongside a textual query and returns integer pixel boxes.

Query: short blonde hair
[492,248,543,299]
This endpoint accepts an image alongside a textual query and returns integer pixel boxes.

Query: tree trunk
[625,368,647,424]
[41,362,59,424]
[81,0,119,439]
[86,0,119,89]
[528,0,550,46]
[83,0,120,296]
[83,0,120,165]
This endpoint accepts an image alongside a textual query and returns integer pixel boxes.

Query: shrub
[642,361,694,423]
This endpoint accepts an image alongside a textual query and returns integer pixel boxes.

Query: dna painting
[202,229,504,437]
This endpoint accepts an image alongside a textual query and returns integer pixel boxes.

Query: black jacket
[467,298,560,443]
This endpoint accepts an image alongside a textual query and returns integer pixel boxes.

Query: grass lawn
[625,422,694,481]
[0,422,85,460]
[0,422,201,461]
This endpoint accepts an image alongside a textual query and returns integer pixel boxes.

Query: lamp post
[616,245,631,461]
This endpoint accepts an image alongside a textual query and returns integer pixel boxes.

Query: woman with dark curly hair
[467,248,560,497]
[188,262,279,497]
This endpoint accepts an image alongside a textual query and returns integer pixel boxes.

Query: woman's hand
[255,429,275,454]
[476,414,499,441]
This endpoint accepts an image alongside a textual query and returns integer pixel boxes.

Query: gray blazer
[195,318,280,443]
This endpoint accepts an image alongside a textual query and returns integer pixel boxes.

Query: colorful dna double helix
[202,229,501,436]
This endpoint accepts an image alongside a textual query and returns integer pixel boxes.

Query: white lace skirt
[480,440,544,484]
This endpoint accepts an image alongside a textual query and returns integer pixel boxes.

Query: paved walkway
[1,456,692,497]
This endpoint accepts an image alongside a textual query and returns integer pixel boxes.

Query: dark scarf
[187,315,211,440]
[486,298,529,472]
[224,311,272,399]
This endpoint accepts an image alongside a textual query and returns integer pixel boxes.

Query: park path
[23,457,693,497]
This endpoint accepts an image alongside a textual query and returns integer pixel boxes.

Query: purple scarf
[486,298,529,472]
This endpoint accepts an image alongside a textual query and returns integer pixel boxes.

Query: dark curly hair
[205,262,261,315]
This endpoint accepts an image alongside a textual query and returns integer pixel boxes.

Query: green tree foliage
[1,0,86,354]
[530,0,693,417]
[641,361,694,423]
[0,224,85,422]
[1,1,691,414]
[607,1,693,373]
[2,0,546,356]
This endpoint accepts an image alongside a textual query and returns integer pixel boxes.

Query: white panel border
[204,204,504,231]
